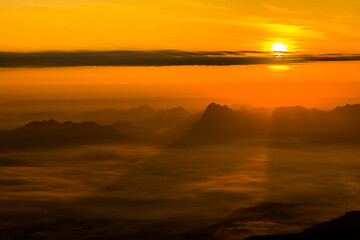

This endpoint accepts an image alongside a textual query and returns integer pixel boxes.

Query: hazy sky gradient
[1,0,360,52]
[1,62,360,109]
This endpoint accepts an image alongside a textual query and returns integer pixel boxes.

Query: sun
[270,42,289,52]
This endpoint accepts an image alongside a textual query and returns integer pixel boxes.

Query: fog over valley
[1,100,360,239]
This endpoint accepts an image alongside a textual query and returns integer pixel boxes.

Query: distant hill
[155,106,190,121]
[0,120,123,151]
[144,106,191,128]
[174,103,360,146]
[110,107,193,144]
[82,105,192,127]
[331,104,360,115]
[271,106,328,137]
[82,104,157,124]
[17,111,66,122]
[246,211,360,240]
[271,104,360,141]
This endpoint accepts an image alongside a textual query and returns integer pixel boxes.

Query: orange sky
[1,0,360,107]
[1,0,360,52]
[1,62,360,108]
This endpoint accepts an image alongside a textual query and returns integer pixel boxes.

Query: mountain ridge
[0,120,123,151]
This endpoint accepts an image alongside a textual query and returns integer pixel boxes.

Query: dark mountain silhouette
[174,103,270,145]
[194,103,269,136]
[246,211,360,240]
[0,120,123,151]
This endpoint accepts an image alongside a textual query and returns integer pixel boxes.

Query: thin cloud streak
[0,50,360,68]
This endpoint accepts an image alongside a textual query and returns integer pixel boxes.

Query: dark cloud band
[0,50,360,67]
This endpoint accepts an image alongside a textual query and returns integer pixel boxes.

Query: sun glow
[268,65,291,71]
[270,42,289,52]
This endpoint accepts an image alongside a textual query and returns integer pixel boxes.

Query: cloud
[0,50,360,68]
